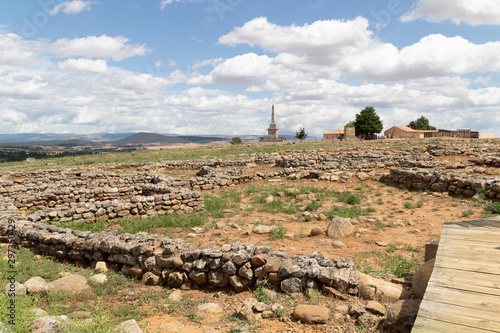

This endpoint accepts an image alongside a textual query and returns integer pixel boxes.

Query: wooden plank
[442,226,500,236]
[444,223,500,232]
[426,278,500,297]
[434,256,500,275]
[423,285,500,313]
[430,269,500,291]
[434,249,500,265]
[412,217,500,333]
[412,316,498,333]
[417,305,500,331]
[437,239,500,250]
[419,299,500,324]
[439,229,500,242]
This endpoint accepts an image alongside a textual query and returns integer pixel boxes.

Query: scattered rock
[169,290,183,302]
[114,319,143,333]
[198,303,223,313]
[235,298,259,321]
[357,172,370,181]
[413,258,435,299]
[254,225,277,234]
[327,216,354,239]
[386,299,422,333]
[4,281,26,296]
[332,240,345,248]
[30,315,70,333]
[366,300,387,316]
[95,261,108,273]
[310,226,325,237]
[89,273,107,284]
[24,277,50,295]
[293,304,330,324]
[48,275,89,294]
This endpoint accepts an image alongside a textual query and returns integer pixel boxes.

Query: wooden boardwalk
[412,216,500,332]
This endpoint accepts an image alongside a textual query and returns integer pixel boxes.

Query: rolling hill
[110,132,227,145]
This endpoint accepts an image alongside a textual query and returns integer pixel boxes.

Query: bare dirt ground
[4,140,498,333]
[128,152,491,333]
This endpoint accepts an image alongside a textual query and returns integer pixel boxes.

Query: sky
[0,0,499,137]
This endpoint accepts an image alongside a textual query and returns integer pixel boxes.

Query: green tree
[408,116,436,130]
[345,121,355,127]
[354,106,383,139]
[295,127,308,140]
[230,137,242,145]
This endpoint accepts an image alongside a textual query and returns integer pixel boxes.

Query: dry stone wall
[381,168,500,198]
[0,217,361,298]
[1,145,499,225]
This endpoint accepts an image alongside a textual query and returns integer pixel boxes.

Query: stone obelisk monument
[259,105,286,142]
[267,105,279,141]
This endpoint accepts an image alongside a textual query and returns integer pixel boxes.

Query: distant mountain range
[0,132,317,147]
[0,133,133,143]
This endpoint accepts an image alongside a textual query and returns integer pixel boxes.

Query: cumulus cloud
[401,0,500,25]
[57,58,111,73]
[0,33,38,66]
[219,17,500,82]
[1,18,499,137]
[49,1,97,16]
[219,16,373,66]
[49,35,150,61]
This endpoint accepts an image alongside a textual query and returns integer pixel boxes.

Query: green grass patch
[305,201,322,212]
[336,191,361,205]
[269,224,287,240]
[484,202,500,216]
[326,206,374,219]
[461,209,474,217]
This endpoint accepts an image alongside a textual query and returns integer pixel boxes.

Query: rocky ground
[0,138,499,333]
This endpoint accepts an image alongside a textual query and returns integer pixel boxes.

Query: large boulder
[358,272,410,302]
[24,277,50,295]
[327,216,354,239]
[386,299,422,333]
[413,258,435,299]
[48,275,89,294]
[294,304,330,324]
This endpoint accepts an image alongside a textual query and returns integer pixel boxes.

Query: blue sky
[0,0,499,137]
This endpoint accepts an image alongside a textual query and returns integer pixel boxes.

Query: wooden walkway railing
[412,216,500,332]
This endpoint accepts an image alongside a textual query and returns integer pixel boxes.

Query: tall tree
[354,106,383,139]
[295,127,308,140]
[408,116,436,130]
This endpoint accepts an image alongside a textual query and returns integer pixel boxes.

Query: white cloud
[219,17,500,82]
[117,71,186,91]
[57,58,111,73]
[0,33,38,66]
[401,0,500,25]
[219,16,373,66]
[192,58,223,70]
[0,19,499,137]
[49,35,150,61]
[160,0,200,10]
[50,1,97,16]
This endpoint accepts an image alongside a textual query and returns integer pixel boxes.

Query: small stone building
[323,126,357,141]
[323,129,344,140]
[384,126,423,139]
